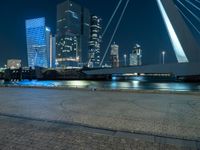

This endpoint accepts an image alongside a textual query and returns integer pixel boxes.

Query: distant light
[132,80,140,87]
[46,27,50,32]
[112,76,117,81]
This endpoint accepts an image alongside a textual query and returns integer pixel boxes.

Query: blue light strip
[157,0,189,63]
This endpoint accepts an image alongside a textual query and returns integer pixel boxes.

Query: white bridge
[85,0,200,77]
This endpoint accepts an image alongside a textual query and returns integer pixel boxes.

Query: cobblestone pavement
[0,115,198,150]
[0,87,200,149]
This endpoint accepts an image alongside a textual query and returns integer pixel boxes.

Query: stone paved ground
[0,87,200,149]
[0,115,198,150]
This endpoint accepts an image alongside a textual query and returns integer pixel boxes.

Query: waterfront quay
[0,87,200,149]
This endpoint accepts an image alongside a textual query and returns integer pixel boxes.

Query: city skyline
[0,0,200,67]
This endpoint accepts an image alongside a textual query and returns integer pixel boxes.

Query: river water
[1,79,200,92]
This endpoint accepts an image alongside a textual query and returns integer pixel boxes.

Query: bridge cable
[194,0,200,4]
[102,0,123,38]
[100,0,130,67]
[177,0,200,23]
[87,0,122,67]
[176,5,200,35]
[185,0,200,11]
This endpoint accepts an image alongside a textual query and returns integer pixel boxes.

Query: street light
[162,51,166,64]
[124,54,127,66]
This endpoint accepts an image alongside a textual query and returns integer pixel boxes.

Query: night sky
[0,0,199,67]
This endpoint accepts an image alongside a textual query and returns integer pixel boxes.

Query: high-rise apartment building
[88,16,102,68]
[56,0,90,68]
[26,17,51,68]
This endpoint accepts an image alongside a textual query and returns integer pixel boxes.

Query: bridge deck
[84,63,200,76]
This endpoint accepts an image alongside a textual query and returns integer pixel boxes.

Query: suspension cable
[176,6,200,35]
[102,0,123,38]
[194,0,200,4]
[87,0,123,67]
[100,0,130,67]
[177,0,200,23]
[185,0,200,11]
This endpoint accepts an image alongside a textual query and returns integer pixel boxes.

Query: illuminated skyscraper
[25,17,51,68]
[56,0,90,68]
[88,16,102,68]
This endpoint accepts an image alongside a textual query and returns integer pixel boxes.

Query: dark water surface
[1,79,200,92]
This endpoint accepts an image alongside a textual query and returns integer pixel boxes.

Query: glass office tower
[56,0,90,68]
[26,17,50,68]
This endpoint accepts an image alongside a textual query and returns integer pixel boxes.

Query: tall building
[46,27,51,67]
[129,44,142,66]
[56,0,90,68]
[50,35,56,68]
[110,43,119,68]
[82,8,91,65]
[26,17,51,68]
[88,16,102,68]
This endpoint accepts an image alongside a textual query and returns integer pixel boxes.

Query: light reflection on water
[0,80,200,92]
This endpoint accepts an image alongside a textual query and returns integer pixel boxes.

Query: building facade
[26,17,51,68]
[7,59,21,69]
[130,44,142,66]
[88,16,102,68]
[46,27,51,68]
[56,0,90,68]
[50,35,56,68]
[110,43,119,68]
